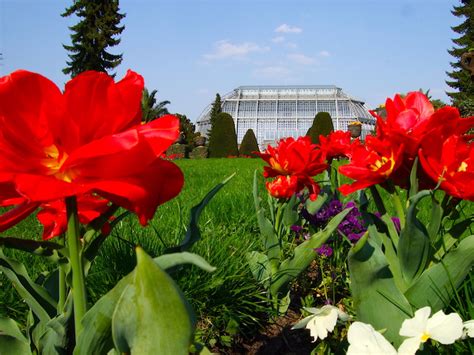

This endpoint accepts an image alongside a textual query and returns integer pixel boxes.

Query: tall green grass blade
[166,173,235,253]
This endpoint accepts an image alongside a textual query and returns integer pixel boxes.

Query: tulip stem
[66,196,87,340]
[58,236,67,312]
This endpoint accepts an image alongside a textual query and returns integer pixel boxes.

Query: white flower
[463,320,474,338]
[291,305,347,342]
[347,322,397,355]
[398,306,463,354]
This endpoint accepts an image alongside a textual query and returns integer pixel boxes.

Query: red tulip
[419,135,474,200]
[258,136,327,199]
[318,130,353,159]
[339,136,404,195]
[37,194,112,240]
[0,70,183,227]
[374,92,434,157]
[266,175,300,199]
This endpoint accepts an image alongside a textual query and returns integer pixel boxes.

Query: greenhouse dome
[196,85,376,149]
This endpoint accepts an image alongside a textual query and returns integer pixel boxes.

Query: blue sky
[0,0,462,121]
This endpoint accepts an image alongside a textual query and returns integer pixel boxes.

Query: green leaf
[253,170,280,268]
[112,248,194,354]
[398,190,432,285]
[304,193,328,215]
[405,234,474,312]
[368,224,405,292]
[154,252,216,273]
[427,194,443,243]
[0,236,64,258]
[32,297,73,355]
[246,251,270,286]
[269,208,351,296]
[166,173,235,253]
[282,195,299,229]
[0,318,31,355]
[348,236,412,346]
[408,157,419,198]
[74,251,212,355]
[0,250,57,323]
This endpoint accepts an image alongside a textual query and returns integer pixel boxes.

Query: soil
[211,310,315,355]
[209,261,322,354]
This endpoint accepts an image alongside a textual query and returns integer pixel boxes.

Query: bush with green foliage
[239,129,260,157]
[307,112,334,144]
[208,113,239,158]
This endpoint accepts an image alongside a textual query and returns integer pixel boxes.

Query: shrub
[208,112,239,158]
[239,129,260,158]
[307,112,334,144]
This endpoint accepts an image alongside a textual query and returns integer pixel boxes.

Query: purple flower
[315,244,333,257]
[290,225,304,234]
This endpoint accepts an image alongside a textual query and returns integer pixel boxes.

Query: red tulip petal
[63,70,144,148]
[14,174,88,202]
[0,71,63,173]
[64,116,179,179]
[91,159,184,225]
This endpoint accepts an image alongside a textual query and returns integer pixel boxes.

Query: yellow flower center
[420,332,430,343]
[458,161,468,172]
[269,157,288,175]
[41,145,75,183]
[368,155,395,176]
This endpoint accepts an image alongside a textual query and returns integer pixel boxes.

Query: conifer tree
[307,112,334,144]
[62,0,125,77]
[446,0,474,115]
[239,129,260,157]
[208,113,239,158]
[208,93,222,136]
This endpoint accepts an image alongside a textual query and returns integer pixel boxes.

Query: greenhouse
[196,85,376,148]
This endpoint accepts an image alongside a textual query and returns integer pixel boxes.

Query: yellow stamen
[420,332,430,342]
[368,155,395,176]
[269,157,287,174]
[41,145,75,182]
[458,161,468,172]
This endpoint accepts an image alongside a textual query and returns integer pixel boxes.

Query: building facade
[196,85,376,149]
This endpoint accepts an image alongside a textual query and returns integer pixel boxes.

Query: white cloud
[272,36,285,43]
[286,42,298,49]
[288,53,316,65]
[275,24,302,34]
[253,65,291,78]
[203,40,269,60]
[319,50,330,57]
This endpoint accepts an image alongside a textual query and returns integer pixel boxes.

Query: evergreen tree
[141,88,170,122]
[239,129,260,157]
[446,0,474,115]
[208,93,222,136]
[175,113,198,147]
[208,113,239,158]
[62,0,125,77]
[307,112,334,144]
